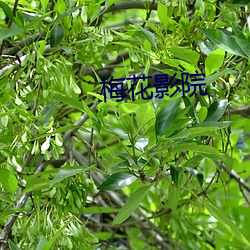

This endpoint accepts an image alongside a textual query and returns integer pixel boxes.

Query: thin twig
[141,0,156,28]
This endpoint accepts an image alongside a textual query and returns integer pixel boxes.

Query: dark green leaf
[205,99,228,122]
[232,0,250,4]
[155,98,179,137]
[0,2,14,21]
[170,166,181,186]
[50,24,64,47]
[185,167,204,187]
[98,172,137,191]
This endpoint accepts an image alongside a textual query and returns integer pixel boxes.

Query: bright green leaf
[0,168,18,194]
[168,47,200,65]
[205,49,225,75]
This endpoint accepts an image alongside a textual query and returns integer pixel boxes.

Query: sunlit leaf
[0,168,18,194]
[98,172,137,191]
[205,99,228,122]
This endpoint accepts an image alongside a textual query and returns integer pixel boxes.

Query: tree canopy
[0,0,250,249]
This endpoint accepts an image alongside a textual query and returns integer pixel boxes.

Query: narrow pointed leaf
[155,98,179,137]
[112,185,151,224]
[98,172,137,191]
[50,24,64,47]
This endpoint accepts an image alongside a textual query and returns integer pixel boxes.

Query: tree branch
[0,161,49,242]
[219,162,250,193]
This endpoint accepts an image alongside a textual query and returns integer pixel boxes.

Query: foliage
[1,0,250,249]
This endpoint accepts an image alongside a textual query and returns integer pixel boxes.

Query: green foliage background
[0,0,250,249]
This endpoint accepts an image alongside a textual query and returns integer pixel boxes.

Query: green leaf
[50,24,64,47]
[0,168,18,194]
[98,172,137,191]
[193,121,231,129]
[203,201,250,248]
[185,167,204,187]
[53,92,85,112]
[41,101,60,125]
[205,99,228,122]
[0,209,24,223]
[200,28,247,58]
[42,223,69,250]
[0,25,23,42]
[170,126,220,139]
[138,27,157,48]
[205,69,236,86]
[170,166,180,186]
[155,98,179,137]
[54,5,83,23]
[157,2,168,24]
[168,47,200,65]
[24,177,51,192]
[9,241,21,250]
[198,106,208,122]
[232,0,250,4]
[40,0,49,9]
[170,143,228,164]
[183,155,203,168]
[51,166,86,186]
[168,182,180,210]
[36,236,48,250]
[112,185,151,224]
[205,49,225,75]
[80,206,120,214]
[0,1,14,21]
